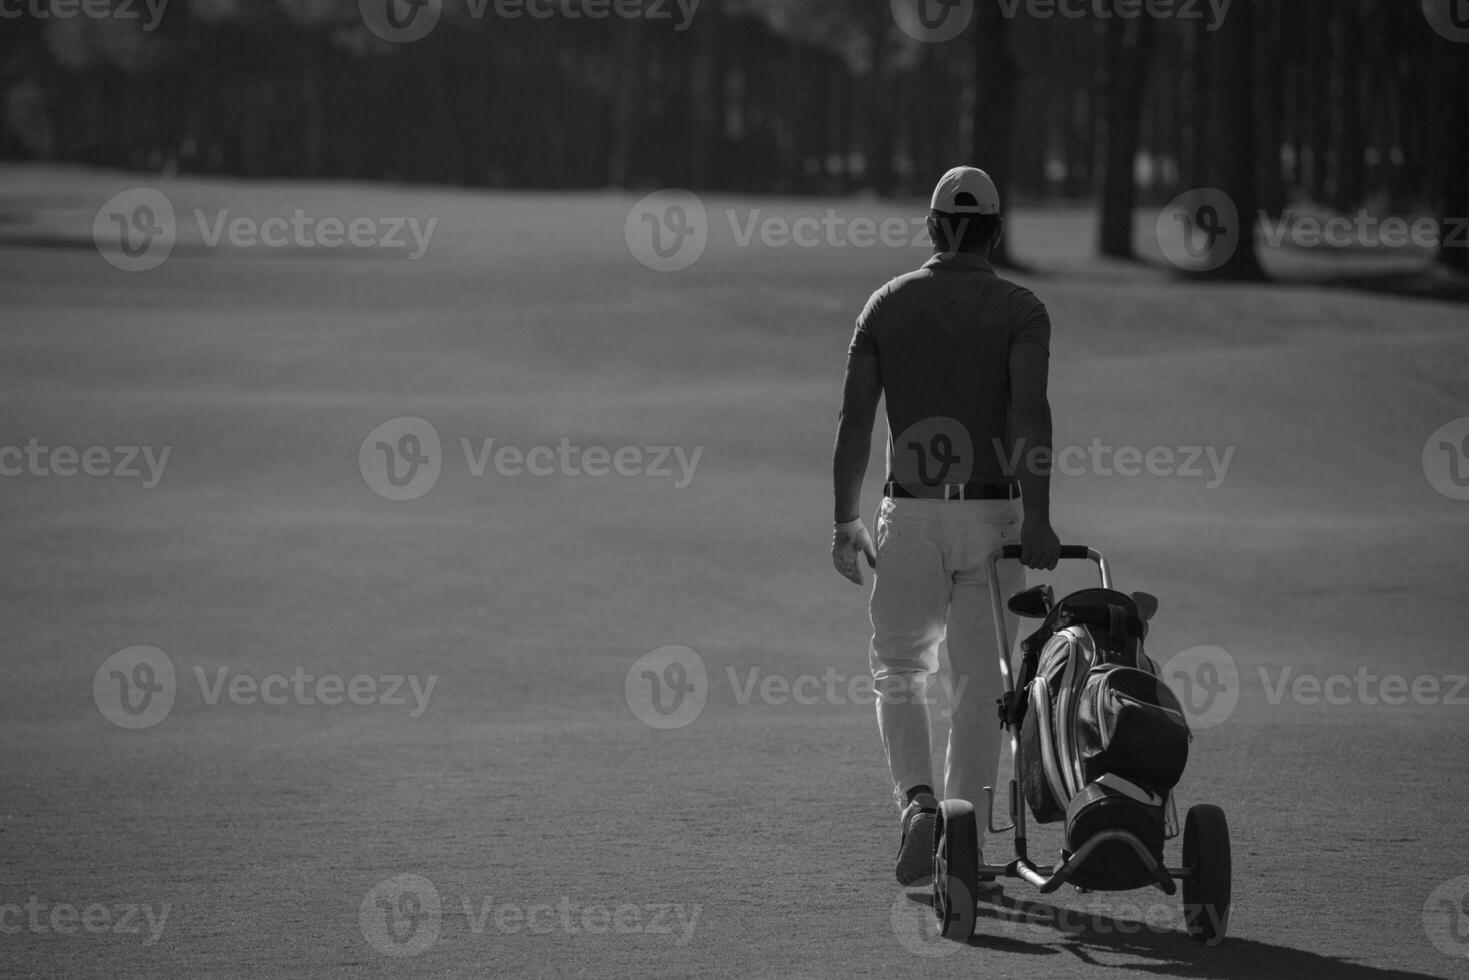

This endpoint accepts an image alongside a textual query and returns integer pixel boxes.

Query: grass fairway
[2,164,1467,979]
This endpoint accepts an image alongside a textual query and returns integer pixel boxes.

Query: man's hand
[1020,519,1061,570]
[832,519,877,585]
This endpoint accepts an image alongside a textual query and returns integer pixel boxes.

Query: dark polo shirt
[849,252,1050,488]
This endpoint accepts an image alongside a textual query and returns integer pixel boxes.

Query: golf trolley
[931,545,1232,945]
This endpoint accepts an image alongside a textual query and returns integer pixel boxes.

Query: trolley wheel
[933,799,979,942]
[1181,804,1232,945]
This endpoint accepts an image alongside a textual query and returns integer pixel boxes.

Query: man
[830,166,1060,886]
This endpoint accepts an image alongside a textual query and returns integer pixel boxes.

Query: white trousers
[868,496,1023,825]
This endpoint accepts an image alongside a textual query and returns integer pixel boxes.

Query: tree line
[2,0,1465,273]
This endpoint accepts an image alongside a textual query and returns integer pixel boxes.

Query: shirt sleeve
[848,288,884,357]
[1011,293,1051,352]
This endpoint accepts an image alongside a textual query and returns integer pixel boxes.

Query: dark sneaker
[895,792,939,886]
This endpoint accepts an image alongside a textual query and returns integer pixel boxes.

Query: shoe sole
[894,812,936,886]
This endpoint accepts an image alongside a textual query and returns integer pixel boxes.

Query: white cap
[930,166,1000,214]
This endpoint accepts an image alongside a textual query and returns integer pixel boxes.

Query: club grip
[998,545,1092,560]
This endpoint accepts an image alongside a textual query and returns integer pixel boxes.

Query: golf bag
[1008,588,1191,883]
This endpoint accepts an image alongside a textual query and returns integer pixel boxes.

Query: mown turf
[1,165,1467,979]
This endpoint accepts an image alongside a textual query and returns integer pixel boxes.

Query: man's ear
[926,213,941,251]
[992,215,1006,252]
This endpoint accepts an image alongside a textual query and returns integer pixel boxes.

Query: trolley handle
[997,545,1095,561]
[988,544,1113,689]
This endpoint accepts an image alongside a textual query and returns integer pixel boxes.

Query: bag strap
[1063,603,1146,640]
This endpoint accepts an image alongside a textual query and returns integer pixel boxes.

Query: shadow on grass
[906,889,1445,980]
[0,233,96,250]
[1312,266,1469,305]
[1159,258,1469,304]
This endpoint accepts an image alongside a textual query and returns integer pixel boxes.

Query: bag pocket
[1076,667,1190,793]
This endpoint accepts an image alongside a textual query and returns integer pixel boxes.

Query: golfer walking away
[830,167,1061,886]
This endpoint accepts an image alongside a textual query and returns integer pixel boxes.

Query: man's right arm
[1008,336,1061,570]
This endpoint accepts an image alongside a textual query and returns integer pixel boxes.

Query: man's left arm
[831,353,882,585]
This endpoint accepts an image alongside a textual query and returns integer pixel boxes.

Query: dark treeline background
[2,0,1466,273]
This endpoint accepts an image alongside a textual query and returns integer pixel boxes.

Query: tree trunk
[1334,0,1365,209]
[698,0,729,191]
[971,1,1017,266]
[607,26,643,188]
[1097,7,1155,258]
[1210,0,1265,279]
[863,4,894,195]
[1256,0,1287,218]
[1186,24,1211,190]
[1436,43,1469,273]
[1308,0,1332,201]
